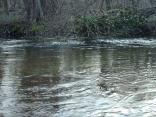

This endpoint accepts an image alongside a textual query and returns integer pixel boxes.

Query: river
[0,38,156,117]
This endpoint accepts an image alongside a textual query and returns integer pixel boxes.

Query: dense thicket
[0,0,155,37]
[74,9,151,37]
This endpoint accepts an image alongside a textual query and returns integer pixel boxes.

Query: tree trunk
[3,0,9,14]
[105,0,111,10]
[100,0,104,11]
[35,0,44,22]
[23,0,43,22]
[23,0,31,21]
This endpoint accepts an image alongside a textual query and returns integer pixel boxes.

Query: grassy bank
[0,21,44,38]
[74,9,156,38]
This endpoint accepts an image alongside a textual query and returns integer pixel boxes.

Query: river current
[0,38,156,117]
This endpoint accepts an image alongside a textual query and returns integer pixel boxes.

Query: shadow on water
[0,38,156,117]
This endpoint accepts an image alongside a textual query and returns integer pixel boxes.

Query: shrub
[74,9,148,38]
[0,22,29,37]
[74,16,99,37]
[0,21,45,38]
[30,22,45,34]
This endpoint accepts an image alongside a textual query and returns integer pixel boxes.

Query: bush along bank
[0,21,45,38]
[74,8,156,38]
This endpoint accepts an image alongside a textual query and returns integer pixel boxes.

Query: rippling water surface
[0,38,156,117]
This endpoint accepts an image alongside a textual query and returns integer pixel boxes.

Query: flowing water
[0,38,156,117]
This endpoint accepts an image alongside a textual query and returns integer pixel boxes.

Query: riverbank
[0,8,155,39]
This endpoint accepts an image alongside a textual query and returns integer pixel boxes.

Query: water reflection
[0,46,25,117]
[18,48,62,117]
[0,40,156,117]
[99,48,156,116]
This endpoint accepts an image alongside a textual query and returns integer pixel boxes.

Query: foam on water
[0,38,156,49]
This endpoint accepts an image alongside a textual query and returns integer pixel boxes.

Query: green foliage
[30,23,44,34]
[0,22,29,37]
[74,16,99,37]
[10,22,27,35]
[0,21,45,37]
[74,9,148,37]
